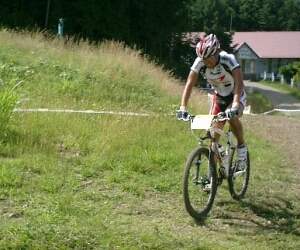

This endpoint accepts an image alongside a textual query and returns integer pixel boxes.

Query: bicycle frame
[190,115,237,178]
[181,114,250,219]
[211,126,237,177]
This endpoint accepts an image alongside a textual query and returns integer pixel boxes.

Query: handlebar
[179,113,231,123]
[214,112,231,122]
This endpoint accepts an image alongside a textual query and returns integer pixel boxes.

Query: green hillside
[0,29,299,249]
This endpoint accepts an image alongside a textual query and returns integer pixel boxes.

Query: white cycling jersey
[190,51,240,97]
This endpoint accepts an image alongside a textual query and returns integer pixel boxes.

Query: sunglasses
[203,54,216,62]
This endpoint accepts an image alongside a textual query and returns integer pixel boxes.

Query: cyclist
[177,33,247,188]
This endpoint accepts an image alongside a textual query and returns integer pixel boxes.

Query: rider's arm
[180,70,199,110]
[232,67,244,108]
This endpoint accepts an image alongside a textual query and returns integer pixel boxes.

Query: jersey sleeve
[190,57,203,73]
[220,51,240,71]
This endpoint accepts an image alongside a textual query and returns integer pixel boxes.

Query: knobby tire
[227,147,250,200]
[182,146,218,220]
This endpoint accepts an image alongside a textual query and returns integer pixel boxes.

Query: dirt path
[242,115,300,167]
[242,81,300,169]
[244,81,300,113]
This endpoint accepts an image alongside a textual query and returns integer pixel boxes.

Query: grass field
[0,29,299,249]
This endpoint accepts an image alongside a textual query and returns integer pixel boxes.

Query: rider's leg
[228,105,247,167]
[212,120,225,143]
[227,104,245,146]
[209,94,226,143]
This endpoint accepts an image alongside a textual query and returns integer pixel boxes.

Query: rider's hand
[226,107,239,119]
[217,112,226,118]
[176,108,188,120]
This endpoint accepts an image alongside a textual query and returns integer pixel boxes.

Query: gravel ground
[242,114,300,168]
[242,81,300,168]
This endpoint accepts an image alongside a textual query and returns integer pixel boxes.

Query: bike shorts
[209,90,247,115]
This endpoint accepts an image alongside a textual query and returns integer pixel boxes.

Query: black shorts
[209,91,247,115]
[210,92,234,115]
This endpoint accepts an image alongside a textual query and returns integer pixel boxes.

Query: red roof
[185,31,300,59]
[233,32,300,59]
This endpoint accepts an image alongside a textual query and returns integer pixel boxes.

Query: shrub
[278,61,300,83]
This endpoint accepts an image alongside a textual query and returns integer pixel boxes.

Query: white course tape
[13,107,300,117]
[262,109,300,115]
[13,108,150,117]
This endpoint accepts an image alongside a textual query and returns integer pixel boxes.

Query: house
[185,31,300,82]
[233,32,300,81]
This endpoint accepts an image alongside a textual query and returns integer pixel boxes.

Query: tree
[188,0,234,52]
[278,0,300,30]
[279,62,300,83]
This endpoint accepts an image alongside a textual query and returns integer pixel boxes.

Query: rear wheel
[182,146,218,220]
[227,146,250,200]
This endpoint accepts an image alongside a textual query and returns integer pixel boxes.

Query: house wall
[235,44,259,80]
[235,44,297,81]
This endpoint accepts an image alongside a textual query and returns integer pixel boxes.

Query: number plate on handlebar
[191,115,214,130]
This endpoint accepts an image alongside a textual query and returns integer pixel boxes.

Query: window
[250,60,254,73]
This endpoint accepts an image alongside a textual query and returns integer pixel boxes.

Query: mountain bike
[180,113,250,220]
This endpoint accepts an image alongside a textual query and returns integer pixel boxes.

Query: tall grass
[0,82,18,129]
[0,29,299,249]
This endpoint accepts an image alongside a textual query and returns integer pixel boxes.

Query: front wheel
[227,146,250,200]
[182,146,218,220]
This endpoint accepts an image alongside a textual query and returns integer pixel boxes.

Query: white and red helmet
[196,34,220,59]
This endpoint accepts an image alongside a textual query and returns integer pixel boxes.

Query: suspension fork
[193,154,202,184]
